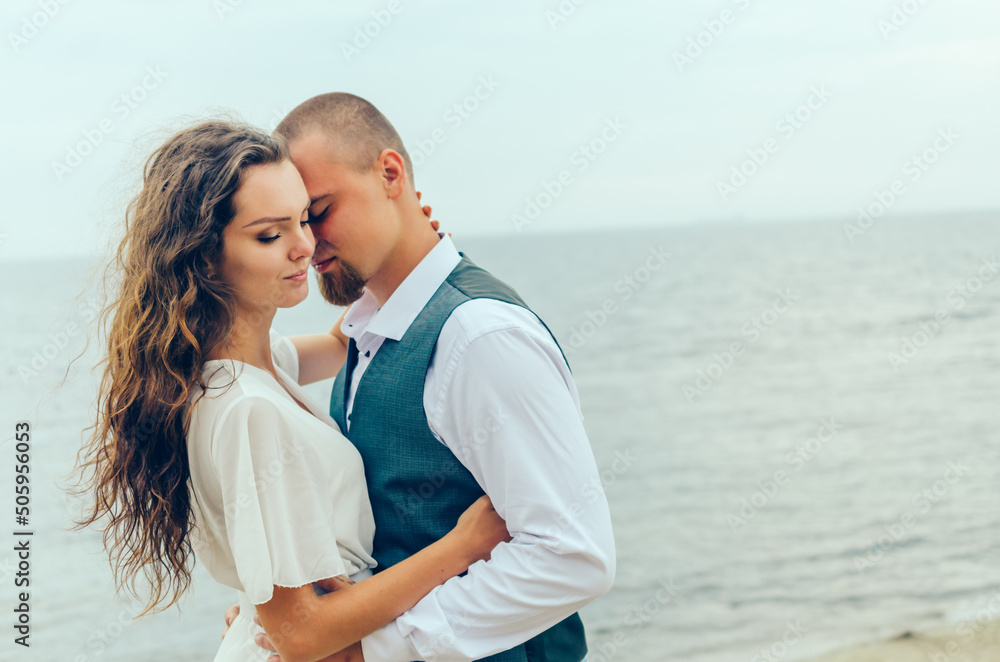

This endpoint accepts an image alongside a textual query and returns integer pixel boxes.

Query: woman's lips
[285,269,308,282]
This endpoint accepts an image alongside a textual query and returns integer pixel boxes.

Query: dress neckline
[203,357,332,427]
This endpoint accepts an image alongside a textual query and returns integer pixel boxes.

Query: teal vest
[330,254,586,662]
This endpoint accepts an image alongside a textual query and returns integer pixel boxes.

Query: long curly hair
[73,120,288,615]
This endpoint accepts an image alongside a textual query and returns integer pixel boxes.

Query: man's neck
[364,218,442,306]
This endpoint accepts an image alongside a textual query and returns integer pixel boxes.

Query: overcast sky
[3,0,998,260]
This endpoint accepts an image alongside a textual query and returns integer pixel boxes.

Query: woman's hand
[450,495,512,565]
[417,190,451,237]
[417,190,433,221]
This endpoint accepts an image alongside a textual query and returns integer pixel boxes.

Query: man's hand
[222,602,240,639]
[252,576,363,662]
[313,574,357,593]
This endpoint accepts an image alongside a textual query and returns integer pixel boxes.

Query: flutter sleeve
[211,395,347,605]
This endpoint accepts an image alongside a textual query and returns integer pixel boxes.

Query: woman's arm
[255,496,509,662]
[289,306,351,386]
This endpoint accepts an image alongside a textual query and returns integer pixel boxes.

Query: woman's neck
[210,305,278,376]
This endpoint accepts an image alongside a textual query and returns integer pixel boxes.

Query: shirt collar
[341,234,461,343]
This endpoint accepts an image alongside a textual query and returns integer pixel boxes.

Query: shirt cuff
[361,620,422,662]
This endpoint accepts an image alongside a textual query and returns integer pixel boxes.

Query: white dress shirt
[342,235,616,662]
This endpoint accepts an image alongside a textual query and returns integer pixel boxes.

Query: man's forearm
[362,521,614,662]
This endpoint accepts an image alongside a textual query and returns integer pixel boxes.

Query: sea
[1,215,998,662]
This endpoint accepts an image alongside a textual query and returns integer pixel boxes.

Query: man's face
[287,132,398,305]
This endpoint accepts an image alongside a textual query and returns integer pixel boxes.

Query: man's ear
[377,149,407,200]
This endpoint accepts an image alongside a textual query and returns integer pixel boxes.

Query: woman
[74,120,509,662]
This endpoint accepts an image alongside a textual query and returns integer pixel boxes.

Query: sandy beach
[805,619,1000,662]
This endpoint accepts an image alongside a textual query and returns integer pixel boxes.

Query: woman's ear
[204,259,220,281]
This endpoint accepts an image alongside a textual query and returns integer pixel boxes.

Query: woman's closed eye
[258,220,313,244]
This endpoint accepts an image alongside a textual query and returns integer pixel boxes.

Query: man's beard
[316,258,367,306]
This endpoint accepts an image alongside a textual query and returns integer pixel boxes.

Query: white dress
[186,330,377,662]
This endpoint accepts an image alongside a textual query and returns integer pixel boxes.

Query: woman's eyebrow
[242,216,291,229]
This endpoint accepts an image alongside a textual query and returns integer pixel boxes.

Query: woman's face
[219,159,315,314]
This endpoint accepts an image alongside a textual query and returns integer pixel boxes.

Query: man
[232,92,615,662]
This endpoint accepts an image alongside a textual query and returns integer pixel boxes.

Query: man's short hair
[275,92,413,182]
